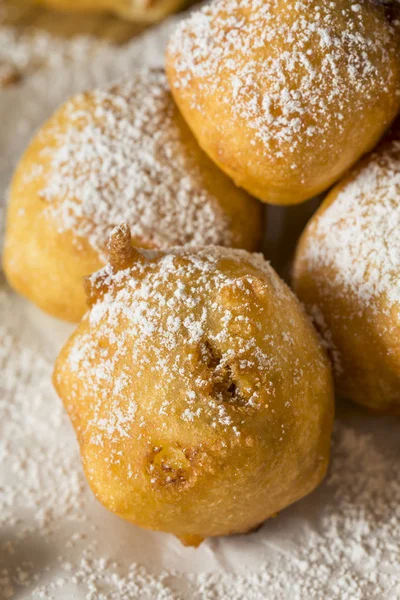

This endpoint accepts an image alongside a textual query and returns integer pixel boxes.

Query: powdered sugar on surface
[0,26,98,81]
[1,4,400,599]
[33,68,242,260]
[301,138,400,309]
[2,278,400,599]
[168,0,399,163]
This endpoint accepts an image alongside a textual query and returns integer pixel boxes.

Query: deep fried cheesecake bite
[54,226,334,545]
[293,129,400,412]
[3,68,262,322]
[167,0,400,205]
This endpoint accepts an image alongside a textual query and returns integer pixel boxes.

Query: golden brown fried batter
[3,69,262,322]
[293,130,400,412]
[32,0,188,22]
[54,232,334,545]
[167,0,400,205]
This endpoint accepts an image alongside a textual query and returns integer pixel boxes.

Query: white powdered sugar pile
[300,138,400,309]
[1,2,400,599]
[168,0,399,164]
[0,25,98,81]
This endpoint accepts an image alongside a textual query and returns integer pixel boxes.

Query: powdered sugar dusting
[27,68,249,260]
[59,246,304,452]
[0,13,180,255]
[168,0,399,164]
[300,138,400,309]
[0,24,100,83]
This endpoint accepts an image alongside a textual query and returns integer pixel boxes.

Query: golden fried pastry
[166,0,400,206]
[293,130,400,413]
[3,68,262,323]
[33,0,187,22]
[54,227,334,546]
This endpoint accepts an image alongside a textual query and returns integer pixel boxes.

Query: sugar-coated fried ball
[54,229,334,546]
[3,69,262,322]
[294,129,400,412]
[167,0,400,205]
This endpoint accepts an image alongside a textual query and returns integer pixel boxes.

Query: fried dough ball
[3,68,262,323]
[32,0,187,22]
[53,226,334,546]
[166,0,400,206]
[293,130,400,413]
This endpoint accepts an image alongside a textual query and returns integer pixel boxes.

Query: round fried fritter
[3,68,262,322]
[166,0,400,205]
[293,130,400,412]
[54,230,334,546]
